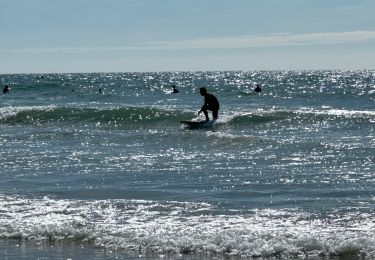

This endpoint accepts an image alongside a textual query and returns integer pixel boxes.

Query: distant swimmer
[172,85,179,93]
[198,87,220,122]
[3,85,9,94]
[99,88,103,94]
[254,84,262,93]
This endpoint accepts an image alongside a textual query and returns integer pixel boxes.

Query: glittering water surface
[1,71,375,259]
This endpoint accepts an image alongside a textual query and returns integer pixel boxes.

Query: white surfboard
[180,120,216,129]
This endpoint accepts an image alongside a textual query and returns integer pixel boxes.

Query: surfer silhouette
[198,87,219,122]
[172,85,179,93]
[254,84,262,93]
[3,85,9,94]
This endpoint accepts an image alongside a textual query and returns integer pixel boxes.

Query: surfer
[3,85,9,94]
[172,85,179,93]
[254,84,262,93]
[198,87,219,122]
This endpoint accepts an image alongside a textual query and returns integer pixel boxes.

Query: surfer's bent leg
[202,110,209,121]
[212,110,218,120]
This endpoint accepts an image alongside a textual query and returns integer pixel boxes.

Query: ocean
[0,70,375,259]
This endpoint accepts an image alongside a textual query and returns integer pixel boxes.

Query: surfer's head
[200,87,207,96]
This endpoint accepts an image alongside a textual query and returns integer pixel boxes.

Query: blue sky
[1,0,375,73]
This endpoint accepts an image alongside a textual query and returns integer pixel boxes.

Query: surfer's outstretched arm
[198,105,205,115]
[198,107,209,121]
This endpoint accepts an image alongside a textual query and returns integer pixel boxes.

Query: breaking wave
[1,195,375,259]
[0,105,190,127]
[1,105,374,130]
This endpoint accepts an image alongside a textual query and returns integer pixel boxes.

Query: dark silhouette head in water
[3,85,9,94]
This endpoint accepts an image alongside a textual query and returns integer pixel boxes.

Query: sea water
[0,71,375,259]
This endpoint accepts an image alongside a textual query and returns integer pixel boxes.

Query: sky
[1,0,375,73]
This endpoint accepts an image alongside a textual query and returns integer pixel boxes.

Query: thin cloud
[4,31,375,53]
[148,31,375,49]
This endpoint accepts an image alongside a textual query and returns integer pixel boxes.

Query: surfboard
[180,120,216,128]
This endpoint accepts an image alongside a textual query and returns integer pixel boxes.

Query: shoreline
[0,238,367,260]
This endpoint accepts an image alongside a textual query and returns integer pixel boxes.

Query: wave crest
[0,106,192,126]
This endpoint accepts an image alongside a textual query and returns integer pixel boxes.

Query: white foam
[297,107,375,118]
[0,106,56,121]
[324,109,375,117]
[1,196,375,258]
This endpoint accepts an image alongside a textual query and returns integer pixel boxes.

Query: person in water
[3,85,9,94]
[198,87,220,121]
[254,84,262,93]
[172,85,179,93]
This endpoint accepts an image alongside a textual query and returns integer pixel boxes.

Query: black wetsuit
[3,86,9,94]
[201,93,220,120]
